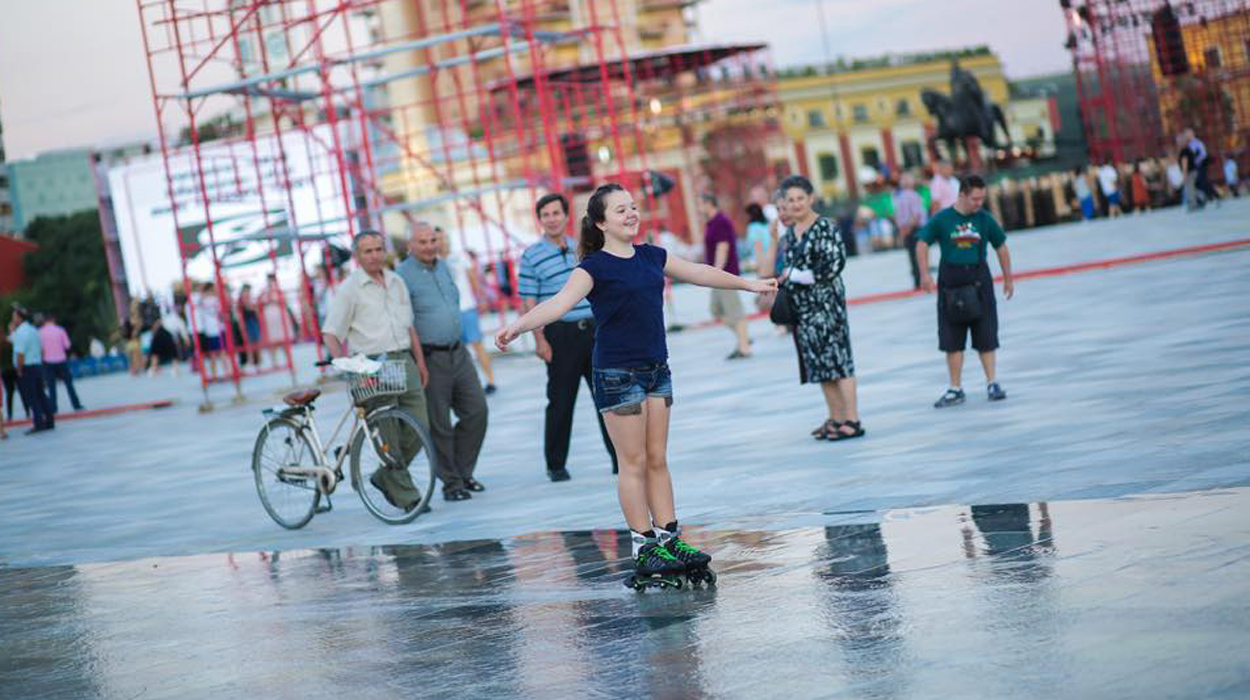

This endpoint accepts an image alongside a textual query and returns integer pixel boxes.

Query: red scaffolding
[134,0,783,407]
[1063,0,1250,170]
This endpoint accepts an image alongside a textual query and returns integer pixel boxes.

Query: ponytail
[577,182,625,260]
[578,214,604,260]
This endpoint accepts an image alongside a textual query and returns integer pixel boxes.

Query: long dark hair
[745,203,767,224]
[578,183,625,260]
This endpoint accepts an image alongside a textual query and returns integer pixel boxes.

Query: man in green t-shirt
[916,174,1015,408]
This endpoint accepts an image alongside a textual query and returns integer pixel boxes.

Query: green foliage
[6,210,116,354]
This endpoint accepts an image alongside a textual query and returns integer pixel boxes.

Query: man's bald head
[408,221,441,265]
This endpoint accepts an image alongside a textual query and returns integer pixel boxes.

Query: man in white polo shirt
[323,230,431,512]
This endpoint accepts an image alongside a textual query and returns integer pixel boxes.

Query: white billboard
[108,126,352,297]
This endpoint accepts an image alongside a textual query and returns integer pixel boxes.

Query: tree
[8,211,116,353]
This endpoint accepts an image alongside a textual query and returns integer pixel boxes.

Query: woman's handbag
[769,284,798,325]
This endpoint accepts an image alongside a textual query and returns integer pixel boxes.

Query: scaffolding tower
[1062,0,1250,167]
[135,0,784,407]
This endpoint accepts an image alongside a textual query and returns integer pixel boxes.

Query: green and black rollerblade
[624,532,685,592]
[659,522,717,587]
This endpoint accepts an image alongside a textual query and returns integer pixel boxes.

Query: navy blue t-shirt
[577,243,668,368]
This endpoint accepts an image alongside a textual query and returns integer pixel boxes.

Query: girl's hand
[494,323,521,351]
[745,278,778,294]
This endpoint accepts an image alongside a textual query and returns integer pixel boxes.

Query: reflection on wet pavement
[3,490,1249,699]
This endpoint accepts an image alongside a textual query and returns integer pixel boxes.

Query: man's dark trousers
[17,365,54,430]
[44,362,83,414]
[544,320,619,474]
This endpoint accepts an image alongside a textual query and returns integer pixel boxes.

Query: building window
[860,147,881,170]
[901,141,924,169]
[817,153,840,182]
[807,110,826,128]
[852,104,869,123]
[1205,47,1222,68]
[896,99,911,117]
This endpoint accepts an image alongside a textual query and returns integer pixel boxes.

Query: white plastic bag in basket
[332,354,383,375]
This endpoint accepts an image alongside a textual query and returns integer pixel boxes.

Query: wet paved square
[2,203,1249,697]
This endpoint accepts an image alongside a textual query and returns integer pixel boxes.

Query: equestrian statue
[921,60,1011,164]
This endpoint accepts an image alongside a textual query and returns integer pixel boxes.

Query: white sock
[655,521,679,546]
[630,529,655,558]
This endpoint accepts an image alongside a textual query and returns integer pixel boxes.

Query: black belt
[421,342,462,354]
[554,318,594,331]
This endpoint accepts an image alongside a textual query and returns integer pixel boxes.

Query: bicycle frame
[262,398,397,495]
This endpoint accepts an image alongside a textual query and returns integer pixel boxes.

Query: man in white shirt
[929,159,960,214]
[323,230,432,512]
[1098,161,1123,217]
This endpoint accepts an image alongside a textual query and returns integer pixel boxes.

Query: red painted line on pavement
[3,400,175,430]
[677,238,1250,331]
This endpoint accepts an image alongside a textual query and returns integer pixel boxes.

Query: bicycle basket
[345,360,408,404]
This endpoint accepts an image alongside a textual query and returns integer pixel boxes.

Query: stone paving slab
[2,489,1247,699]
[0,201,1248,567]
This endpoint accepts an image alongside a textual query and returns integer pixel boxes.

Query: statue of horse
[922,61,1011,163]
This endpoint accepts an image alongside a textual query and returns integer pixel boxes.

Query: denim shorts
[592,362,673,414]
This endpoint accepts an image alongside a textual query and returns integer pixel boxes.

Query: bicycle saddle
[283,388,322,406]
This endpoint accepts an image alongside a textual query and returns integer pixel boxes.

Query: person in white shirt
[929,159,960,214]
[1098,161,1123,217]
[437,228,497,394]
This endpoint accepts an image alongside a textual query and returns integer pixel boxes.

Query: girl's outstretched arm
[664,255,777,294]
[495,268,594,350]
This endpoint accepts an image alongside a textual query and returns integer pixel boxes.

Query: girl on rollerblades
[496,183,776,590]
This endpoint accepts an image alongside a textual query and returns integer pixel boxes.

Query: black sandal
[827,420,865,441]
[813,419,841,440]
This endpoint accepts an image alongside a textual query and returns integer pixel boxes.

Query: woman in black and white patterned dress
[777,175,864,441]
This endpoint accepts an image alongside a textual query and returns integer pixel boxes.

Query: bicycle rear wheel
[350,408,436,525]
[253,416,321,529]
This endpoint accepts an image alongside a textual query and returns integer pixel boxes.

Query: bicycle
[251,357,437,529]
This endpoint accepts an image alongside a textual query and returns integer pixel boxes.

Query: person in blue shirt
[496,183,775,588]
[8,305,55,434]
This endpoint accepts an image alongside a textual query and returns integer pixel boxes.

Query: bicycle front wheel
[350,408,436,525]
[252,416,321,529]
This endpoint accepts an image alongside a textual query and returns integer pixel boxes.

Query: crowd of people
[311,168,1016,585]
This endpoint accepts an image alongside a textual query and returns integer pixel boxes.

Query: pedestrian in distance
[38,313,84,414]
[9,305,55,434]
[1072,167,1096,220]
[893,172,928,289]
[929,158,960,215]
[495,183,776,590]
[699,193,753,360]
[396,222,489,502]
[774,175,865,442]
[517,192,619,481]
[1098,161,1123,217]
[323,230,433,513]
[437,228,498,395]
[916,174,1015,408]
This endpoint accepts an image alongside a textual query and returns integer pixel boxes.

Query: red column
[838,132,858,198]
[794,139,810,179]
[881,127,898,174]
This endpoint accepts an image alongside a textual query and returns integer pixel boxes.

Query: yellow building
[777,48,1054,199]
[1148,9,1250,151]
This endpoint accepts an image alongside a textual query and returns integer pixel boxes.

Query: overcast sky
[0,0,1071,161]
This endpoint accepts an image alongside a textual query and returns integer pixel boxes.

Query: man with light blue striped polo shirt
[519,193,619,481]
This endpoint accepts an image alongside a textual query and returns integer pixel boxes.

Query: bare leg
[734,320,751,355]
[820,381,841,421]
[946,351,965,389]
[603,407,655,533]
[471,341,495,386]
[977,350,997,384]
[642,397,676,527]
[837,377,859,422]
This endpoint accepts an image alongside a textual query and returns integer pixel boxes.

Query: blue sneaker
[934,388,966,408]
[987,382,1007,401]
